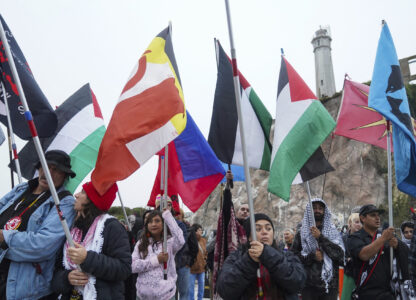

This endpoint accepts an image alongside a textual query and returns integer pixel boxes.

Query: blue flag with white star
[368,22,416,197]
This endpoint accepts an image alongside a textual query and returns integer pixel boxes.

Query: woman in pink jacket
[132,209,185,300]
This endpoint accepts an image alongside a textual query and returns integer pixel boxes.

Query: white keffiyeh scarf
[63,214,114,300]
[300,198,345,293]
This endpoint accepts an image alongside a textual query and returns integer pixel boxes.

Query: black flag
[0,14,57,139]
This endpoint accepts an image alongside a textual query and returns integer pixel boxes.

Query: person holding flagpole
[292,198,345,300]
[132,203,185,300]
[217,213,306,299]
[52,181,131,300]
[0,150,76,300]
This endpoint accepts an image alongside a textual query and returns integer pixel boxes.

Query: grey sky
[1,0,415,210]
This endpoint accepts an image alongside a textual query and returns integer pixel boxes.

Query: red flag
[335,79,391,150]
[148,112,225,212]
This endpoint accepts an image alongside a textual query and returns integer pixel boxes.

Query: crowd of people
[0,151,416,300]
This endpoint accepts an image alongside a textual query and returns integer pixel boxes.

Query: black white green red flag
[208,40,272,171]
[268,57,335,201]
[11,84,105,193]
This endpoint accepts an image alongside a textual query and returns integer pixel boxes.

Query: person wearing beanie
[132,207,185,300]
[217,213,306,300]
[0,150,77,300]
[52,181,131,300]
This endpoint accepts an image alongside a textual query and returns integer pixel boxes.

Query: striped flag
[268,57,335,201]
[12,83,105,193]
[208,40,272,171]
[91,26,186,195]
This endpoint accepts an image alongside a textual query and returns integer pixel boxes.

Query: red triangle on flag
[283,57,316,102]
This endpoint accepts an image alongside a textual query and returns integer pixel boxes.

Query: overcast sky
[0,0,415,211]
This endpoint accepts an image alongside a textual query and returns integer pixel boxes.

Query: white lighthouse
[311,26,336,98]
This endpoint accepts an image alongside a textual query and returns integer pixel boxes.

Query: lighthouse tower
[311,26,336,98]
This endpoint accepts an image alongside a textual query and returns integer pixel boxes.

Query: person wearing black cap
[347,204,408,299]
[0,150,77,300]
[217,213,306,300]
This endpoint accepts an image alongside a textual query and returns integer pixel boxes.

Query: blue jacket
[0,180,76,300]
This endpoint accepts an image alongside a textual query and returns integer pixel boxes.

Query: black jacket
[175,220,198,269]
[342,232,354,277]
[292,229,344,291]
[217,244,306,300]
[52,218,132,300]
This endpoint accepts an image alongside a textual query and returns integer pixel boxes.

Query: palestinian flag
[268,57,335,201]
[91,26,186,195]
[11,84,105,193]
[208,39,272,171]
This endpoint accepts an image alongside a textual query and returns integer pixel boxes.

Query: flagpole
[1,82,22,183]
[0,19,76,251]
[161,21,173,281]
[160,155,165,193]
[386,120,393,273]
[305,181,316,227]
[223,0,262,296]
[117,190,131,232]
[162,145,168,280]
[6,126,14,188]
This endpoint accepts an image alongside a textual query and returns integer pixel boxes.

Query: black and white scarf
[300,198,344,292]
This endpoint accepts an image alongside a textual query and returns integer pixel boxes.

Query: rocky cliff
[191,94,389,237]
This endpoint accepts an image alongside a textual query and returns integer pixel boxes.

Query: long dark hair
[74,199,105,232]
[138,210,171,258]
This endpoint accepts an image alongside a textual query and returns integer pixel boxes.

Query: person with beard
[0,150,77,300]
[292,198,345,300]
[51,181,131,300]
[217,213,306,300]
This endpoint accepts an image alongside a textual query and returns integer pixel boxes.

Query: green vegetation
[108,206,146,220]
